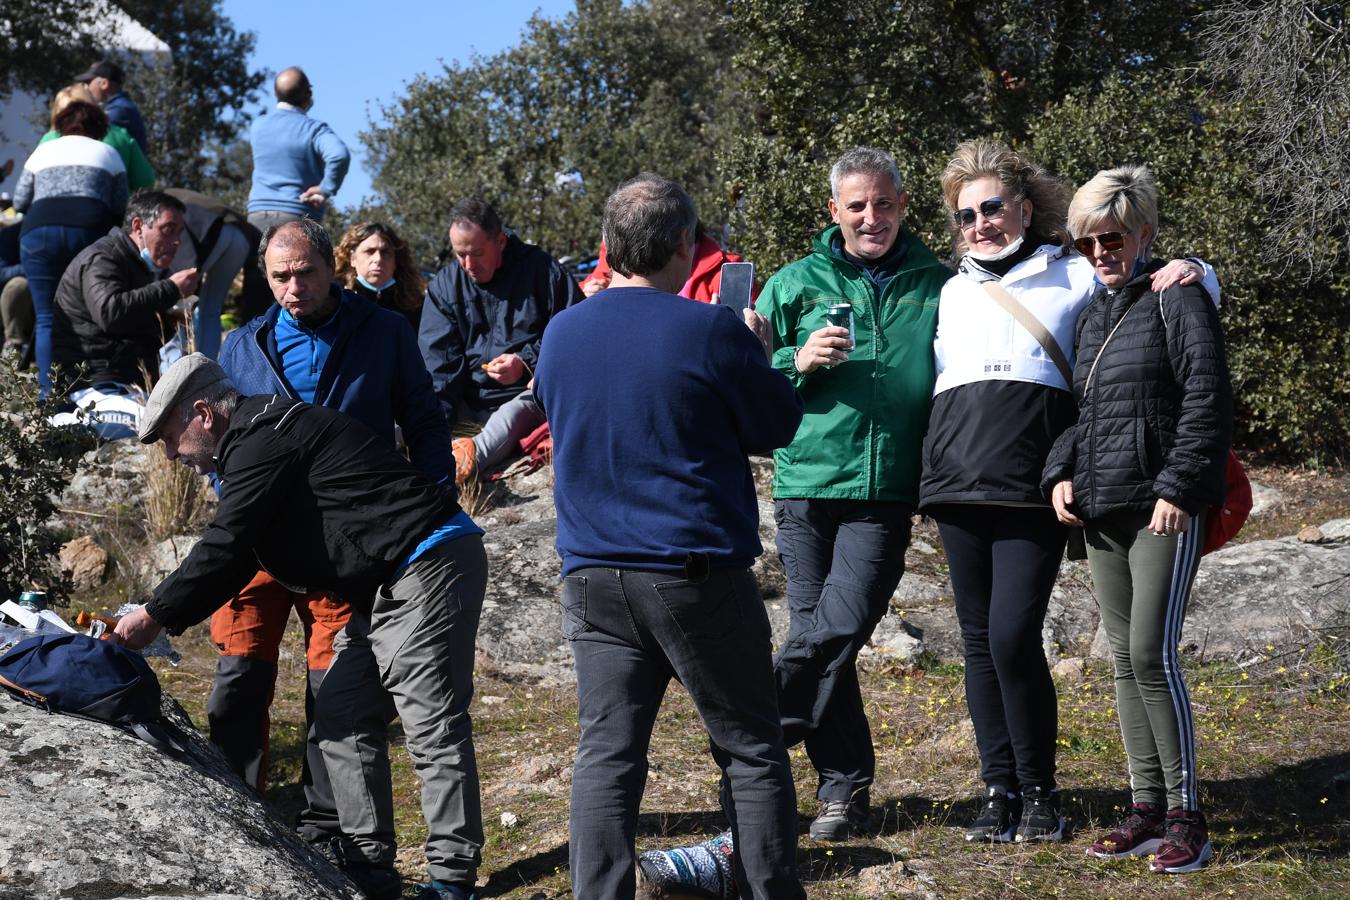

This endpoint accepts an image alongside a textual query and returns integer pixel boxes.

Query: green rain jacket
[758,225,949,503]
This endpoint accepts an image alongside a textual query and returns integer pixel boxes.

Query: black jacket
[1042,263,1232,518]
[351,278,422,332]
[146,395,462,634]
[52,228,179,389]
[418,234,582,423]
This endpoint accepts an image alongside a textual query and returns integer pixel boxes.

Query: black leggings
[932,504,1066,791]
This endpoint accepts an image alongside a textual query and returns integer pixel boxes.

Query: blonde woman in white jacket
[918,139,1216,845]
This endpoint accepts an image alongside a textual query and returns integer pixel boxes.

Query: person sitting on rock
[419,197,582,484]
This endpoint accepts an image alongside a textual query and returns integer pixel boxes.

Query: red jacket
[581,236,760,303]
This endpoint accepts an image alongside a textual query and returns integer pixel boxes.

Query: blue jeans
[563,566,804,900]
[20,224,106,395]
[773,498,912,802]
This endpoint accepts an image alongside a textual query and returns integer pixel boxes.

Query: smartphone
[718,262,755,312]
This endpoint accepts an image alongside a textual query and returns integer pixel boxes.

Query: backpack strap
[980,280,1074,387]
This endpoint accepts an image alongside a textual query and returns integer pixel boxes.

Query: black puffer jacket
[1042,261,1232,518]
[52,228,180,389]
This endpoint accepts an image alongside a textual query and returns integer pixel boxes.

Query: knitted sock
[638,830,735,899]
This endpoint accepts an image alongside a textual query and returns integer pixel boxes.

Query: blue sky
[221,0,576,209]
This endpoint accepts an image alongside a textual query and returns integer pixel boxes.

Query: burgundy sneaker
[1085,802,1165,859]
[1149,809,1214,874]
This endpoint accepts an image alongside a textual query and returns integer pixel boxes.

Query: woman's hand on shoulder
[1150,259,1204,292]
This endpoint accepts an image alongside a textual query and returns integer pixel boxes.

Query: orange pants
[208,570,351,797]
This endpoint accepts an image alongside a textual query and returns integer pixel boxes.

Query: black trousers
[773,498,912,803]
[931,504,1066,791]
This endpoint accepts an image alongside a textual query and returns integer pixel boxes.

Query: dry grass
[141,443,207,541]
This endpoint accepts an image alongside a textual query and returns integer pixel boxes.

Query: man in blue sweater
[534,174,807,900]
[246,67,350,230]
[212,218,452,896]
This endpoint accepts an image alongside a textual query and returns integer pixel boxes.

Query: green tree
[0,1,109,101]
[1028,73,1350,461]
[720,0,1208,271]
[116,0,266,193]
[365,0,742,265]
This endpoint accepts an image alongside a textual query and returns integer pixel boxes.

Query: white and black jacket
[919,245,1093,508]
[1041,261,1232,519]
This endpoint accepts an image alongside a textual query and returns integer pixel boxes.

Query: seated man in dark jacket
[117,354,486,900]
[419,196,582,483]
[49,190,199,437]
[211,217,452,852]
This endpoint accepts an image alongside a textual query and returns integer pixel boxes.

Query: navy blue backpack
[0,632,188,755]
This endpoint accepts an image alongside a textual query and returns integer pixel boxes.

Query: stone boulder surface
[0,693,357,900]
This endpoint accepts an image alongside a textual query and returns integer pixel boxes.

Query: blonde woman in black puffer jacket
[1043,164,1232,876]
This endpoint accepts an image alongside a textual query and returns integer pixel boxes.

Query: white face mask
[966,233,1025,262]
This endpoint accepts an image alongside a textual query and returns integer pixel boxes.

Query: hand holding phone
[717,262,754,312]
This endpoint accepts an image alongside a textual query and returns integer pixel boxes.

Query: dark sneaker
[1149,809,1213,874]
[1086,802,1166,859]
[1014,786,1065,842]
[637,831,736,899]
[411,880,477,899]
[809,797,870,841]
[965,786,1019,843]
[331,840,402,900]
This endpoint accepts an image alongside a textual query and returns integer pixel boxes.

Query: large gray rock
[1181,517,1350,659]
[0,693,357,900]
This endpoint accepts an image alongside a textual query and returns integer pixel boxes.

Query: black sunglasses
[953,197,1011,229]
[1072,231,1127,256]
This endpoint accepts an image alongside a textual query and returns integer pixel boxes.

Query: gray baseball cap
[138,353,233,444]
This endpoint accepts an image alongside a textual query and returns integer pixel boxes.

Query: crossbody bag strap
[979,280,1074,387]
[1084,299,1136,396]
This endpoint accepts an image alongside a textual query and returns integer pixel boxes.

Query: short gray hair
[1067,165,1159,243]
[601,174,697,277]
[257,218,335,274]
[830,147,903,199]
[171,383,241,430]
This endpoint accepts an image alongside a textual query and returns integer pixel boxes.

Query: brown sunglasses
[1072,231,1127,256]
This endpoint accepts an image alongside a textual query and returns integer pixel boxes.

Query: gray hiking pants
[467,391,546,473]
[1086,508,1207,811]
[315,534,488,884]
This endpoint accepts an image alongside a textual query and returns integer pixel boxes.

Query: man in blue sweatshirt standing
[534,174,807,900]
[247,67,350,231]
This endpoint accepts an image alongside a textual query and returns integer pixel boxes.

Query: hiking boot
[809,797,869,841]
[410,880,477,899]
[1149,809,1213,874]
[452,437,477,486]
[637,830,736,899]
[1014,786,1065,842]
[1086,802,1166,859]
[965,786,1019,843]
[331,840,402,900]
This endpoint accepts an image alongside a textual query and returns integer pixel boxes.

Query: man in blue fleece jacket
[534,174,806,900]
[246,67,350,230]
[211,218,451,861]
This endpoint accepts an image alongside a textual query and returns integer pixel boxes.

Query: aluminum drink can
[824,302,854,346]
[18,591,48,611]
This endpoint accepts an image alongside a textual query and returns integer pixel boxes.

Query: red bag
[1202,450,1251,555]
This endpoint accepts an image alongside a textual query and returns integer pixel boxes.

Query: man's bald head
[275,67,312,107]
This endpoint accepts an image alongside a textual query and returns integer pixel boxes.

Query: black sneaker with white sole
[1014,785,1065,842]
[965,786,1020,843]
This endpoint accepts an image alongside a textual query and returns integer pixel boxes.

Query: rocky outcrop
[59,535,109,590]
[0,693,357,900]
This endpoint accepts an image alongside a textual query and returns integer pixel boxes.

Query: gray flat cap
[138,353,232,444]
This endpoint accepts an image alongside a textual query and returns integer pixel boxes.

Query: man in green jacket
[639,147,950,894]
[761,146,948,840]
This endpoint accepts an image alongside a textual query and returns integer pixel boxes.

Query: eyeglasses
[1072,231,1127,256]
[953,198,1012,229]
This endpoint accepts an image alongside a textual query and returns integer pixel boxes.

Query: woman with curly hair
[335,221,425,329]
[919,139,1215,845]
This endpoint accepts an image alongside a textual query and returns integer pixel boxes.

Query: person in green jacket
[639,147,950,897]
[40,84,155,190]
